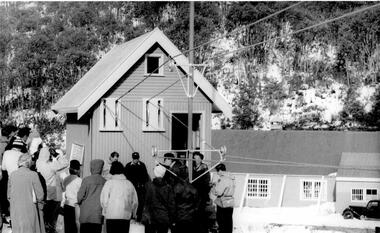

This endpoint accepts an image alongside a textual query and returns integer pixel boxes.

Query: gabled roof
[52,28,232,119]
[338,152,380,178]
[212,130,380,175]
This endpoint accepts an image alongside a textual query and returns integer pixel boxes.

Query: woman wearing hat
[8,153,45,233]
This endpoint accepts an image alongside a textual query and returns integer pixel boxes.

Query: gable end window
[300,180,327,201]
[99,98,121,131]
[247,178,270,199]
[145,54,164,76]
[142,98,164,132]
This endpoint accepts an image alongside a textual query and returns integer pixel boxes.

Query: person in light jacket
[77,159,106,233]
[100,161,138,233]
[211,163,235,233]
[36,146,69,233]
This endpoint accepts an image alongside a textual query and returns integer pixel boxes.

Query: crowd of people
[0,123,235,233]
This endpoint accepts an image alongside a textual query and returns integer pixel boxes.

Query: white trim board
[336,177,380,182]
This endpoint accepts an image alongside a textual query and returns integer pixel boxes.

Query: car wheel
[343,210,354,219]
[360,215,366,220]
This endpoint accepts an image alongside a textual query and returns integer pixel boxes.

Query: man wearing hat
[124,152,150,222]
[62,160,82,233]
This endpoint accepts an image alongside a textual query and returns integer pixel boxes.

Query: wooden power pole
[188,1,194,182]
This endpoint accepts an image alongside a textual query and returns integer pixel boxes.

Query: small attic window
[145,54,164,76]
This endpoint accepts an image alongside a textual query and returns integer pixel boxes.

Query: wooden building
[52,28,232,176]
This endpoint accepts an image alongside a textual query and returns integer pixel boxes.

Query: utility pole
[188,1,194,182]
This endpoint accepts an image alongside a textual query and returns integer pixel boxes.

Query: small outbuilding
[53,28,231,176]
[336,152,380,213]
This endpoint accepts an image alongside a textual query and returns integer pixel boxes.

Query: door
[171,113,202,157]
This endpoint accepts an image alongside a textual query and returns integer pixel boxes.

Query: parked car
[342,200,380,220]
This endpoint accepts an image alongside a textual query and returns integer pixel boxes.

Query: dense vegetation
[0,2,379,131]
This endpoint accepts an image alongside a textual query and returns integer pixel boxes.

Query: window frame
[351,188,366,202]
[142,98,165,132]
[246,177,271,199]
[99,97,122,132]
[300,179,327,201]
[145,54,164,76]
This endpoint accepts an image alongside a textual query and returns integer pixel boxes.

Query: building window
[99,98,121,131]
[247,178,270,199]
[145,54,164,76]
[351,189,364,201]
[301,180,326,201]
[366,189,378,200]
[142,98,164,131]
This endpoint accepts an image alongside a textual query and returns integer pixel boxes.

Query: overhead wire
[206,2,380,61]
[116,2,303,101]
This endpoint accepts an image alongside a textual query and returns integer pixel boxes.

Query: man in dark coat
[124,152,150,222]
[192,152,211,233]
[172,169,200,233]
[162,153,188,186]
[77,159,106,233]
[143,165,175,233]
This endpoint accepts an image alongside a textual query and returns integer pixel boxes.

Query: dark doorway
[171,113,202,157]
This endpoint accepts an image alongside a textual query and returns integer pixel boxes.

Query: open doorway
[171,113,202,158]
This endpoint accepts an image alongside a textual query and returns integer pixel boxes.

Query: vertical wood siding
[89,45,213,177]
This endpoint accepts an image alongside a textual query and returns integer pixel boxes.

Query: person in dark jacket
[172,171,200,233]
[192,152,211,233]
[77,159,106,233]
[162,153,187,186]
[143,165,175,233]
[124,152,150,222]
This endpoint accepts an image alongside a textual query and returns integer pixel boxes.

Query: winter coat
[192,163,211,202]
[77,160,106,224]
[100,174,138,220]
[173,181,200,223]
[212,172,235,208]
[36,147,69,201]
[125,161,150,190]
[143,177,175,226]
[2,149,23,175]
[8,167,45,233]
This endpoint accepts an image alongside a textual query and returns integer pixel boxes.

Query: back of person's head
[154,165,166,178]
[110,151,119,158]
[17,127,31,138]
[215,163,226,172]
[110,161,124,175]
[1,125,17,138]
[90,159,104,175]
[18,153,32,168]
[69,160,81,175]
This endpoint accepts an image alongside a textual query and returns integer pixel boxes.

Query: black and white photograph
[0,1,379,233]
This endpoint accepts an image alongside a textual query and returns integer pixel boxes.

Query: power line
[207,2,380,61]
[116,3,302,100]
[189,2,303,53]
